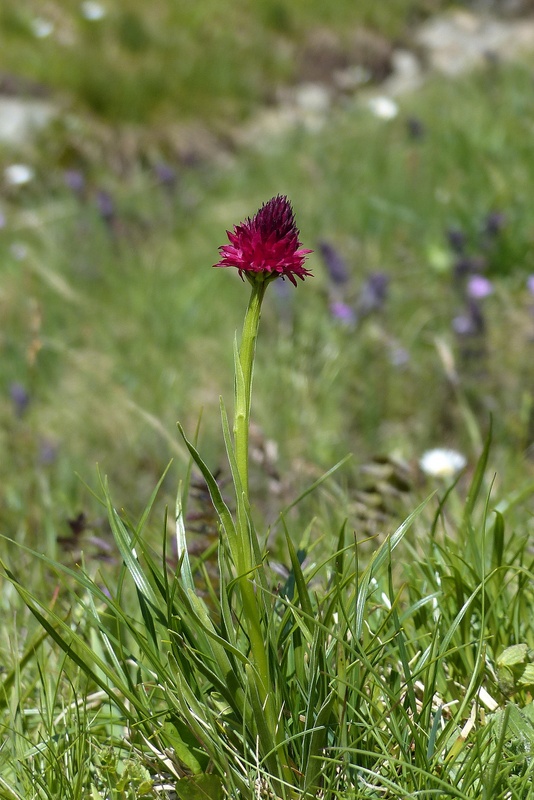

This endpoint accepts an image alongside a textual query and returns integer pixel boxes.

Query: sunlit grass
[1,0,450,124]
[3,59,534,538]
[2,4,534,796]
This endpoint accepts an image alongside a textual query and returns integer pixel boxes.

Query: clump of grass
[3,431,534,797]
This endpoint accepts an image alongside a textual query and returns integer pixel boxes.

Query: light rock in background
[0,96,58,145]
[293,82,331,115]
[382,49,424,96]
[416,10,534,76]
[218,10,534,149]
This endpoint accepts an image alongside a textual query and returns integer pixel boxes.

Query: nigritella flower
[214,195,313,286]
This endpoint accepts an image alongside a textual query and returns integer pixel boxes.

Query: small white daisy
[4,164,35,186]
[80,1,106,21]
[367,96,399,120]
[419,448,467,479]
[31,18,54,38]
[10,243,28,261]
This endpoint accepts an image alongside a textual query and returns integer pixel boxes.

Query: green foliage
[2,443,534,798]
[2,2,534,797]
[0,0,450,124]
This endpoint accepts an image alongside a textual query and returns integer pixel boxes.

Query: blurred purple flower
[87,535,113,554]
[358,272,389,315]
[0,210,5,229]
[318,240,349,285]
[453,254,486,281]
[330,301,356,325]
[527,275,534,296]
[452,315,472,336]
[467,274,493,300]
[389,345,410,367]
[39,439,58,465]
[452,300,485,337]
[64,169,86,199]
[81,1,106,21]
[99,584,112,599]
[272,275,294,325]
[154,162,178,193]
[9,382,30,417]
[406,116,425,140]
[446,227,466,255]
[96,190,115,223]
[483,211,506,238]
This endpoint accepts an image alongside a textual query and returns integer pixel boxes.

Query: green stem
[234,277,268,499]
[232,276,289,775]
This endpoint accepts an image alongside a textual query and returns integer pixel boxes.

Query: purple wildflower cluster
[447,212,505,355]
[317,239,407,365]
[317,239,389,327]
[62,160,180,240]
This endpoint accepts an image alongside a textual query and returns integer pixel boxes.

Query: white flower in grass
[80,1,106,20]
[10,243,28,261]
[31,18,54,38]
[367,95,399,120]
[419,448,467,479]
[4,164,35,186]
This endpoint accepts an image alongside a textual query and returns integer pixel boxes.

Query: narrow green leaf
[0,626,48,711]
[355,496,430,640]
[303,692,335,793]
[244,663,281,780]
[135,460,173,538]
[176,482,194,592]
[465,419,492,519]
[283,522,314,623]
[178,422,239,555]
[491,510,505,569]
[105,490,160,610]
[282,454,352,513]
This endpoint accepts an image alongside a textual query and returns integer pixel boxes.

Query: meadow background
[3,1,534,798]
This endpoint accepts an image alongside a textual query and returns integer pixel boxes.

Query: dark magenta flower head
[214,195,313,286]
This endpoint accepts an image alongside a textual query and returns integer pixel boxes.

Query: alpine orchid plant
[214,194,313,286]
[214,195,313,497]
[177,195,313,793]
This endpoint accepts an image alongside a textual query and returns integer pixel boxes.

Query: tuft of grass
[2,440,534,798]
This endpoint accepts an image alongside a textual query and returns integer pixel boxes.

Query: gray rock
[416,10,534,76]
[0,96,58,145]
[382,49,424,96]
